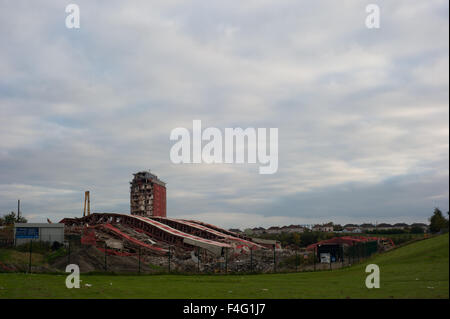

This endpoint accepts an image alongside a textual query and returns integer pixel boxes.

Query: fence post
[359,243,362,262]
[197,247,200,272]
[225,247,228,273]
[363,243,366,259]
[273,244,276,273]
[357,244,360,263]
[168,246,171,273]
[104,242,107,272]
[250,248,253,272]
[361,243,364,260]
[28,240,32,273]
[67,240,71,264]
[138,246,141,274]
[313,247,316,271]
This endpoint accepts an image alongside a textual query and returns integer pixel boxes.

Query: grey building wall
[14,223,65,245]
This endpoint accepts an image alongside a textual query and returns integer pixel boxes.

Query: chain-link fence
[0,237,384,274]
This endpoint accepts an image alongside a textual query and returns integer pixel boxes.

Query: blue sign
[16,227,39,239]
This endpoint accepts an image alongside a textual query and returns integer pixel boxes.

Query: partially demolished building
[60,171,275,261]
[130,171,166,217]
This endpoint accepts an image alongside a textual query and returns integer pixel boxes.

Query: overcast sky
[0,0,448,228]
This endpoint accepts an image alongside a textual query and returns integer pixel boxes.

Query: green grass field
[0,233,448,299]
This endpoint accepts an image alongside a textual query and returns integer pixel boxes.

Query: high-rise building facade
[130,171,166,217]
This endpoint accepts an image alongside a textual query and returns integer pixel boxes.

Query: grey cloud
[0,0,448,226]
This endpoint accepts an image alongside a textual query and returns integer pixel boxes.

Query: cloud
[0,0,448,227]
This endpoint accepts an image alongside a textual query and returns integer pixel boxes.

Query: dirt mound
[51,245,170,273]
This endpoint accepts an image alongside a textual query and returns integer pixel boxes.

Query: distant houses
[312,223,334,233]
[410,223,428,232]
[393,223,409,229]
[266,226,281,234]
[344,222,429,233]
[242,225,307,235]
[359,223,375,231]
[237,221,428,236]
[266,225,307,234]
[342,224,361,233]
[250,227,266,235]
[342,227,362,233]
[376,223,393,230]
[281,225,306,233]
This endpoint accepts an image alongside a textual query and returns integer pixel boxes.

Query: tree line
[0,211,27,226]
[254,207,449,248]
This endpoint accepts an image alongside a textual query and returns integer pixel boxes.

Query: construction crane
[83,191,91,217]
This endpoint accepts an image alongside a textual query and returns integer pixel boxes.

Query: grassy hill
[0,233,448,298]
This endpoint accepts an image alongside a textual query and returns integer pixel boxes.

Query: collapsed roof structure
[60,212,268,257]
[58,171,279,258]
